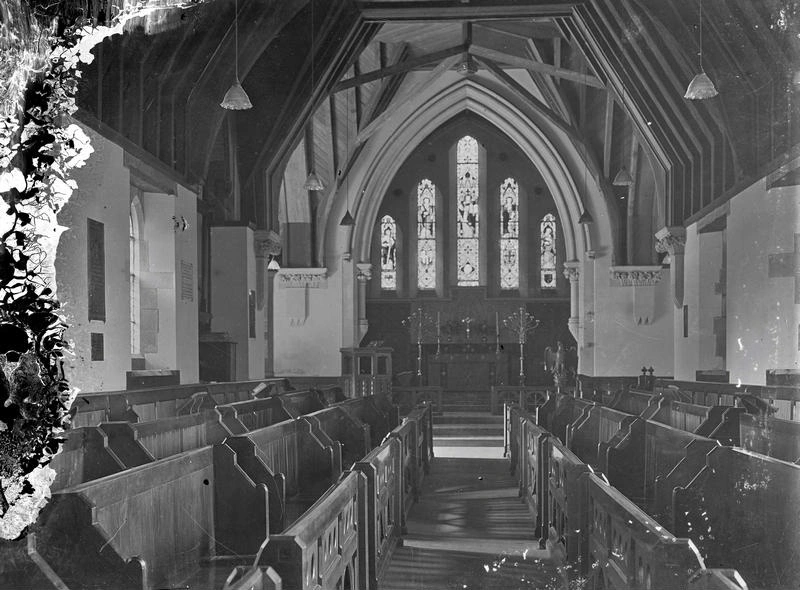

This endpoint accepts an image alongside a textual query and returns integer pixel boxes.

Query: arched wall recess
[317,74,616,268]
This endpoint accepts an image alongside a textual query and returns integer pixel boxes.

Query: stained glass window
[500,178,519,289]
[457,136,480,286]
[417,179,436,289]
[380,215,397,290]
[540,213,557,289]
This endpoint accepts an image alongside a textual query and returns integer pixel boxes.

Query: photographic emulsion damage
[0,1,798,589]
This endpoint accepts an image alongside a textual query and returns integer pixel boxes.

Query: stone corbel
[563,261,581,341]
[609,266,664,287]
[609,265,664,325]
[356,263,373,283]
[276,268,328,289]
[655,226,686,308]
[254,229,281,310]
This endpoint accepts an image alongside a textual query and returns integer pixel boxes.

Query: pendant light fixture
[340,86,355,226]
[304,1,325,191]
[613,166,633,186]
[684,0,718,100]
[221,0,253,110]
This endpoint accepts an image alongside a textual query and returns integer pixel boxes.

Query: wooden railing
[392,385,443,414]
[490,385,549,415]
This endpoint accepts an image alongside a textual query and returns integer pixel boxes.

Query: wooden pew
[252,471,368,590]
[223,566,281,590]
[653,379,800,422]
[216,396,292,434]
[673,446,800,588]
[126,410,231,459]
[566,402,628,468]
[71,379,291,427]
[337,395,395,448]
[351,437,403,590]
[224,418,342,533]
[585,471,711,590]
[304,406,371,468]
[279,389,327,418]
[48,426,126,491]
[506,403,750,590]
[219,402,434,590]
[392,386,443,415]
[739,413,800,463]
[2,445,268,590]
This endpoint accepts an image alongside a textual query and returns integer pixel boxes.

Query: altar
[427,351,510,392]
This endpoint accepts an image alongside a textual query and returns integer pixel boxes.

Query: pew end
[223,565,282,590]
[688,568,750,590]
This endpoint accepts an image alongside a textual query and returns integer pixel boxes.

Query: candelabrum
[503,306,540,385]
[402,307,435,383]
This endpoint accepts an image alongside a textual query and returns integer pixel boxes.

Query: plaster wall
[674,224,700,380]
[210,225,264,381]
[727,179,799,384]
[174,184,199,383]
[141,192,177,370]
[697,230,724,372]
[55,125,131,392]
[273,264,342,377]
[589,254,674,376]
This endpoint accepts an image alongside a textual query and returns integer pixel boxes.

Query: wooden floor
[380,412,561,590]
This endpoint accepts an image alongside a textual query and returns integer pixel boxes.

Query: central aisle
[380,412,561,590]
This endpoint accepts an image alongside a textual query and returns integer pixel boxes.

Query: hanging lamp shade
[684,71,718,100]
[304,171,325,191]
[340,209,355,226]
[221,79,252,110]
[267,257,281,271]
[578,209,594,224]
[612,166,633,186]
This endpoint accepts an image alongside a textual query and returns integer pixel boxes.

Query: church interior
[0,0,799,589]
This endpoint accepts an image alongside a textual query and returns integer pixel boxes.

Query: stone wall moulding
[609,266,664,287]
[276,268,328,289]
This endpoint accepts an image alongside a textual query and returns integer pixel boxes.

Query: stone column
[656,226,687,308]
[563,260,581,341]
[356,263,372,341]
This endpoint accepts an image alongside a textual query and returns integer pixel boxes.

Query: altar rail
[505,404,749,590]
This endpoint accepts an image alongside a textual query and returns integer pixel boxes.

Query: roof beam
[356,53,462,145]
[474,20,563,39]
[357,0,585,21]
[470,45,604,88]
[334,43,467,91]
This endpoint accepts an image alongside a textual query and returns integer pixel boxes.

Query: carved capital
[356,263,373,283]
[563,261,580,282]
[276,268,327,289]
[655,226,686,257]
[610,266,664,287]
[254,229,282,259]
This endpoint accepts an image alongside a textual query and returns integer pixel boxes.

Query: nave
[3,372,797,590]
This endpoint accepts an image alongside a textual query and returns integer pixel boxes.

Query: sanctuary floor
[380,412,562,590]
